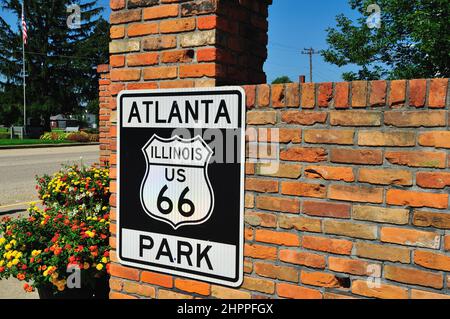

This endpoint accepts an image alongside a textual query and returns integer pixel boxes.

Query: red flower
[17,273,26,281]
[21,265,27,270]
[0,266,5,273]
[103,251,110,257]
[89,245,98,252]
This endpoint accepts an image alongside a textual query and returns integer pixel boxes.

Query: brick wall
[100,0,450,300]
[103,76,450,299]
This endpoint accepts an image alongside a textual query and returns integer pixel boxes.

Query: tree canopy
[322,0,450,81]
[0,0,108,127]
[272,76,293,84]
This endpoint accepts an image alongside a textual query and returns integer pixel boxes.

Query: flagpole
[22,1,26,137]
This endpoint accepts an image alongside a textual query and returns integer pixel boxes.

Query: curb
[0,142,100,150]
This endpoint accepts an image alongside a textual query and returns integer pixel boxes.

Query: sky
[0,0,361,83]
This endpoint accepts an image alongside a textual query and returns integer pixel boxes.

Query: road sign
[117,87,246,287]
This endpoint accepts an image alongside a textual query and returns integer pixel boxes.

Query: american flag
[21,7,28,45]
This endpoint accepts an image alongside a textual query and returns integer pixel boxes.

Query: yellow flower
[4,244,11,251]
[7,262,12,268]
[96,264,104,271]
[0,238,6,246]
[0,260,4,266]
[83,262,90,270]
[12,259,19,266]
[101,257,108,264]
[31,250,42,257]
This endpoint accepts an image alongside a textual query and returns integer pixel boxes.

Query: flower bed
[0,165,111,297]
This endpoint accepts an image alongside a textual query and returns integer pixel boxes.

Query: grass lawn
[0,139,75,146]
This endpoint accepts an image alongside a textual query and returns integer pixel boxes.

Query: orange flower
[17,273,26,281]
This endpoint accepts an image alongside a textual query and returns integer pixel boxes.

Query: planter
[37,275,110,300]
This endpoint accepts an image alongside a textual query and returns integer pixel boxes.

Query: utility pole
[301,47,320,83]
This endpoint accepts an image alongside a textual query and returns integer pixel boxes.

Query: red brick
[247,111,276,125]
[330,111,381,126]
[428,78,448,108]
[300,83,315,108]
[254,262,299,282]
[255,229,300,246]
[122,281,155,298]
[417,172,450,189]
[330,149,383,165]
[277,283,322,299]
[279,250,326,269]
[318,82,333,107]
[143,66,177,80]
[281,111,327,125]
[302,201,351,219]
[304,129,354,145]
[141,271,173,288]
[389,80,406,107]
[110,0,125,10]
[411,289,450,299]
[329,257,379,276]
[305,166,354,182]
[110,55,125,68]
[334,82,349,108]
[272,84,285,108]
[329,185,383,204]
[285,83,300,107]
[242,277,275,294]
[110,69,141,82]
[358,131,415,147]
[384,265,443,289]
[160,18,196,33]
[127,82,158,90]
[127,53,159,67]
[128,22,158,37]
[110,26,125,39]
[301,271,341,288]
[198,15,217,30]
[381,227,440,249]
[414,250,450,271]
[280,147,327,163]
[109,264,139,281]
[278,215,322,233]
[110,9,141,25]
[302,235,353,255]
[386,151,446,168]
[159,80,194,89]
[413,211,450,229]
[359,168,412,186]
[143,4,179,20]
[353,206,409,225]
[324,220,377,239]
[174,279,210,296]
[109,292,138,299]
[244,244,277,260]
[180,64,216,78]
[351,81,368,107]
[386,189,448,209]
[256,84,270,107]
[418,131,450,149]
[352,280,408,299]
[409,79,427,107]
[355,242,410,263]
[245,178,278,193]
[384,111,446,127]
[256,195,300,213]
[245,211,277,228]
[369,80,387,107]
[281,181,326,198]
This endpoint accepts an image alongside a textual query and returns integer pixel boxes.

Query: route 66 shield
[140,135,215,229]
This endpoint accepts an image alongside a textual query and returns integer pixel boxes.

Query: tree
[0,0,108,129]
[272,76,293,84]
[322,0,450,81]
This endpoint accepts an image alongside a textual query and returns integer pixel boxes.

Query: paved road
[0,145,99,299]
[0,145,99,210]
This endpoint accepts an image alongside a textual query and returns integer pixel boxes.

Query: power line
[301,47,321,83]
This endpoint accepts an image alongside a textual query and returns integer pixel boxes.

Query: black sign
[117,87,246,287]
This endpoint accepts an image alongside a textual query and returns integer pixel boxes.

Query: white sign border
[116,87,246,288]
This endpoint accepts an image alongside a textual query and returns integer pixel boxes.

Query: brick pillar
[107,0,272,299]
[109,0,271,89]
[97,64,112,167]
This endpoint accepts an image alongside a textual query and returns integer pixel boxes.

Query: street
[0,145,99,299]
[0,145,99,211]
